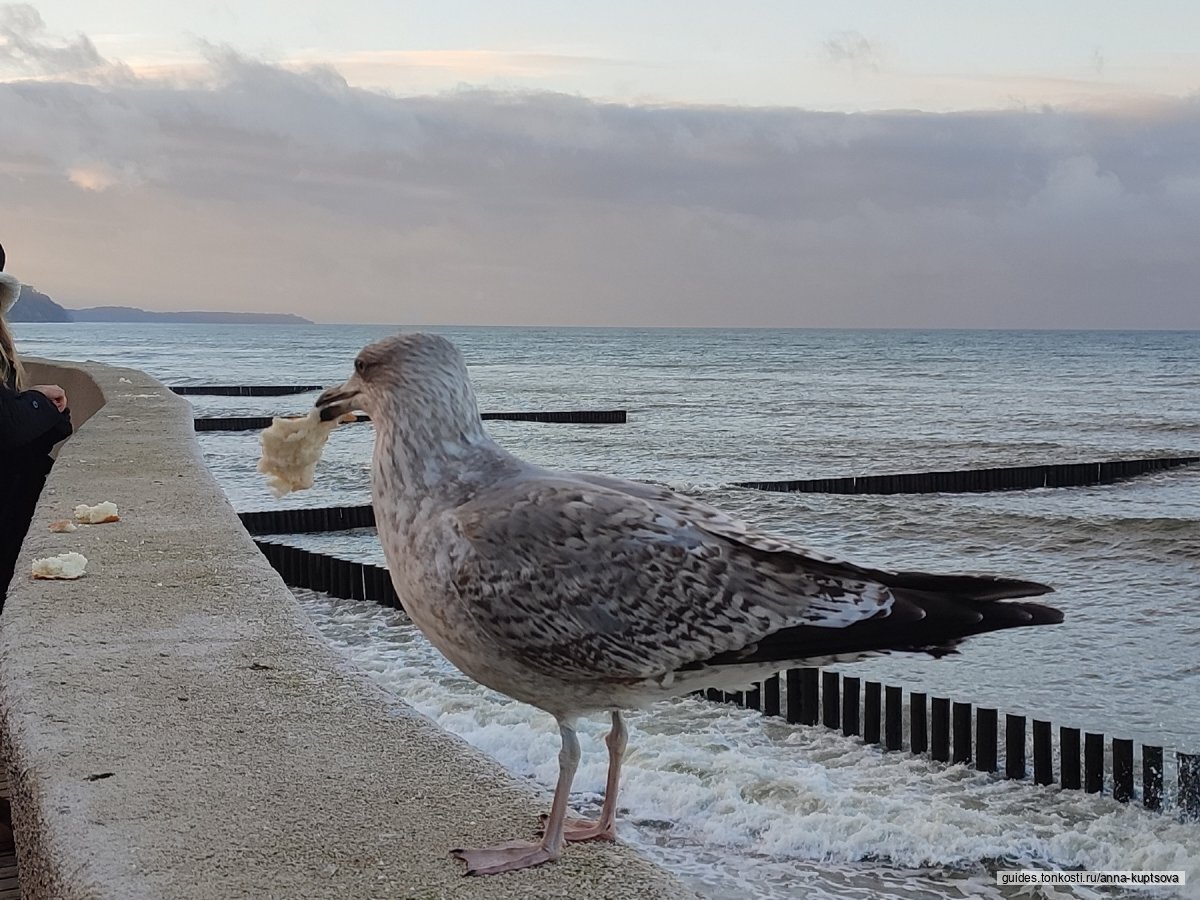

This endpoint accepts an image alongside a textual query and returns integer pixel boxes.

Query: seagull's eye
[354,358,371,376]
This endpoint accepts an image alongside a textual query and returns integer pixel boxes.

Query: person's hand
[30,383,68,412]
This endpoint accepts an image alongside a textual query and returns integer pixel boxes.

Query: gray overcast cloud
[2,34,1198,327]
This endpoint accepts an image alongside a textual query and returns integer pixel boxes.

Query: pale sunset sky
[2,2,1199,327]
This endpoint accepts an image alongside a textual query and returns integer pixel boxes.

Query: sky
[2,1,1199,327]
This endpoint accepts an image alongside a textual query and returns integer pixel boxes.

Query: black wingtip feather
[702,577,1064,670]
[877,570,1054,601]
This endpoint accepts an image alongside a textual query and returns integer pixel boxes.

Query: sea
[15,323,1200,899]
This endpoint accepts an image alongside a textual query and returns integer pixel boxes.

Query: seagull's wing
[572,471,1054,602]
[570,472,1060,661]
[449,473,899,682]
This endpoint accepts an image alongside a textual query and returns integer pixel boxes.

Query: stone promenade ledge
[0,358,690,900]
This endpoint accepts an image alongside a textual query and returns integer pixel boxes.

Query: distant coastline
[8,285,312,325]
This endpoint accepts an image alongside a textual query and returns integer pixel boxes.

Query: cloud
[66,161,140,191]
[1,29,1198,328]
[0,3,107,76]
[822,30,881,74]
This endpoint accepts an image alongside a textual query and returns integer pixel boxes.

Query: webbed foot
[450,839,558,875]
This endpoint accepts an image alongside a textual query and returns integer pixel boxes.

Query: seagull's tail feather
[704,573,1062,668]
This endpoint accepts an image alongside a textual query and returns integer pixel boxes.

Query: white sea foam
[298,590,1200,900]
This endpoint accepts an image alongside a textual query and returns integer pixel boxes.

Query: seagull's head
[315,332,482,437]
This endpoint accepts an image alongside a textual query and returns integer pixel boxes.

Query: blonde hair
[0,314,25,390]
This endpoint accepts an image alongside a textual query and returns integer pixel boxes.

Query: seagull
[315,332,1063,877]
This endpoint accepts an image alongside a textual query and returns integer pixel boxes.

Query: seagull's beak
[315,382,361,422]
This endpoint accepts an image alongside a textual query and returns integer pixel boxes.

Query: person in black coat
[0,243,74,599]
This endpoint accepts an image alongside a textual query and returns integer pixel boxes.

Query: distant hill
[6,287,311,325]
[8,286,71,322]
[71,306,312,325]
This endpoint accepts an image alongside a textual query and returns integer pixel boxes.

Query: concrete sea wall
[0,359,688,899]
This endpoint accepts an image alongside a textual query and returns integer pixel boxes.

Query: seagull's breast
[372,489,529,685]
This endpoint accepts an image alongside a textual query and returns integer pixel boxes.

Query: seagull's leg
[451,719,580,876]
[553,710,627,842]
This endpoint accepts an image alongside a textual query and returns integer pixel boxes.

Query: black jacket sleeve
[0,387,74,452]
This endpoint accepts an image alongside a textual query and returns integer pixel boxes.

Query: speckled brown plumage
[314,331,1063,876]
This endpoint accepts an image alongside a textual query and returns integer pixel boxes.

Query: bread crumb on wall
[32,552,88,580]
[74,501,120,524]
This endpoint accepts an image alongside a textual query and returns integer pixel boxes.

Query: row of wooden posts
[706,672,1198,819]
[172,384,326,396]
[195,410,628,431]
[235,460,1198,528]
[733,455,1199,494]
[255,538,400,608]
[253,537,1200,821]
[179,384,629,428]
[241,505,376,536]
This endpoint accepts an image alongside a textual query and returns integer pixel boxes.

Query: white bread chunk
[258,408,354,498]
[49,519,78,533]
[32,552,88,580]
[74,501,120,524]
